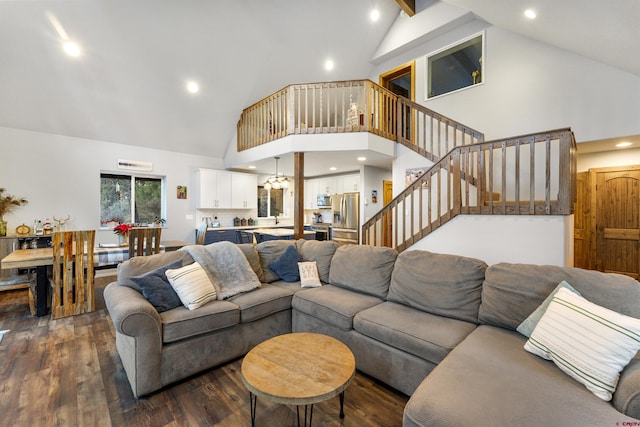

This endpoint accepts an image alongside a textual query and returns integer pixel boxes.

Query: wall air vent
[117,159,153,172]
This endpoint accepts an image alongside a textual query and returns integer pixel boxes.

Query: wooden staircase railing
[362,128,576,252]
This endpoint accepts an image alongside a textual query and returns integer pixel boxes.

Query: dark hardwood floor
[0,276,408,426]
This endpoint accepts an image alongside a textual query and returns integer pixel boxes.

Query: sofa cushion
[403,325,638,427]
[516,280,580,337]
[524,288,640,401]
[479,262,640,331]
[268,245,302,282]
[328,245,397,299]
[228,284,293,323]
[292,284,383,331]
[159,300,239,343]
[130,259,183,312]
[355,301,477,365]
[387,250,486,323]
[118,250,194,292]
[256,240,296,283]
[236,243,263,280]
[296,239,338,283]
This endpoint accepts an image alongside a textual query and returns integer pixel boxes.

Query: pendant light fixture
[263,157,289,190]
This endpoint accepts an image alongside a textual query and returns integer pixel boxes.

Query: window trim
[424,31,485,101]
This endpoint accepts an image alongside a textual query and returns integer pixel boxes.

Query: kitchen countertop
[204,224,330,231]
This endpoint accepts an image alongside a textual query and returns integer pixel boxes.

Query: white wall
[372,20,640,144]
[362,165,392,223]
[408,214,573,266]
[0,127,223,245]
[578,148,640,172]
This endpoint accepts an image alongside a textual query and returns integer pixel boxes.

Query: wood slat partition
[362,128,576,252]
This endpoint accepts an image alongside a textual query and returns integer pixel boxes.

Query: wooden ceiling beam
[395,0,415,17]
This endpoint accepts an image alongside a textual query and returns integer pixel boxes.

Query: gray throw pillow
[130,259,183,312]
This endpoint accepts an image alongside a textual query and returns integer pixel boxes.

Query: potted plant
[113,223,132,246]
[0,188,28,236]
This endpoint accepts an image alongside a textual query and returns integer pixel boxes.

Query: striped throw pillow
[165,262,217,310]
[524,287,640,401]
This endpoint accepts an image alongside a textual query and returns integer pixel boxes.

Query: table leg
[249,392,257,427]
[339,391,345,418]
[296,404,314,427]
[35,265,48,317]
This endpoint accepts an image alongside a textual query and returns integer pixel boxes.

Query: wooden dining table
[0,243,174,316]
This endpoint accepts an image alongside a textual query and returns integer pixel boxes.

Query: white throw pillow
[298,261,322,288]
[165,262,217,310]
[524,287,640,401]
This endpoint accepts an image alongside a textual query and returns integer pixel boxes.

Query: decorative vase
[118,232,128,246]
[0,220,6,237]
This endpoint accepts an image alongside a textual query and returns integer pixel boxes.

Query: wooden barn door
[594,166,640,278]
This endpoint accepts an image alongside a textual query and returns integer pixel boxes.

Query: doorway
[382,180,393,247]
[380,61,415,141]
[575,165,640,279]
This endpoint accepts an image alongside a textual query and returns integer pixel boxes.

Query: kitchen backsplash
[197,209,294,228]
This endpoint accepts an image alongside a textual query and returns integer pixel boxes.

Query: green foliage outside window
[100,174,163,226]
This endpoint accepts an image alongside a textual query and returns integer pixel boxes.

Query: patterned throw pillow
[298,261,322,288]
[165,262,217,310]
[516,280,580,337]
[130,259,184,312]
[524,287,640,401]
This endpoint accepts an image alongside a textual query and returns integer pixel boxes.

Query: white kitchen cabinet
[305,179,319,209]
[316,176,338,195]
[196,169,231,209]
[337,173,360,193]
[231,173,257,209]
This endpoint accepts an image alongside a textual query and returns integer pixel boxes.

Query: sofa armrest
[104,282,164,397]
[104,282,162,337]
[614,357,640,418]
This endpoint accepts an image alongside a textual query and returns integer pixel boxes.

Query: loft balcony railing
[362,128,577,251]
[237,79,484,154]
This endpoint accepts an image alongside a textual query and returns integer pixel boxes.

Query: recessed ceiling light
[63,41,81,57]
[329,167,337,171]
[370,9,380,22]
[616,142,633,148]
[357,156,366,161]
[524,9,537,19]
[186,81,199,94]
[248,165,256,169]
[324,59,334,71]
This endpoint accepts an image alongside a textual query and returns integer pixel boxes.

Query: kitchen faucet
[274,213,279,225]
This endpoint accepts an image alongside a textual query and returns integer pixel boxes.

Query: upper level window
[100,173,164,226]
[427,33,484,99]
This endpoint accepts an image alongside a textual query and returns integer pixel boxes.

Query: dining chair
[236,230,254,244]
[196,222,208,245]
[50,230,96,319]
[128,227,162,257]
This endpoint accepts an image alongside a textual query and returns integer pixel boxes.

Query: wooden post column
[294,152,304,240]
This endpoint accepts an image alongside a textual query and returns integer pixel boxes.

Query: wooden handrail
[362,128,576,252]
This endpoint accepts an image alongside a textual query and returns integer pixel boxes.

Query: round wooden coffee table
[241,332,356,427]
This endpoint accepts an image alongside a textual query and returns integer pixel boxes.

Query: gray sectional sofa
[104,239,640,426]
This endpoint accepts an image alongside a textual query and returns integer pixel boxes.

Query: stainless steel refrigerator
[330,192,360,245]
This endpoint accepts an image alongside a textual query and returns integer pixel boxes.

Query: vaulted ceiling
[1,0,637,174]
